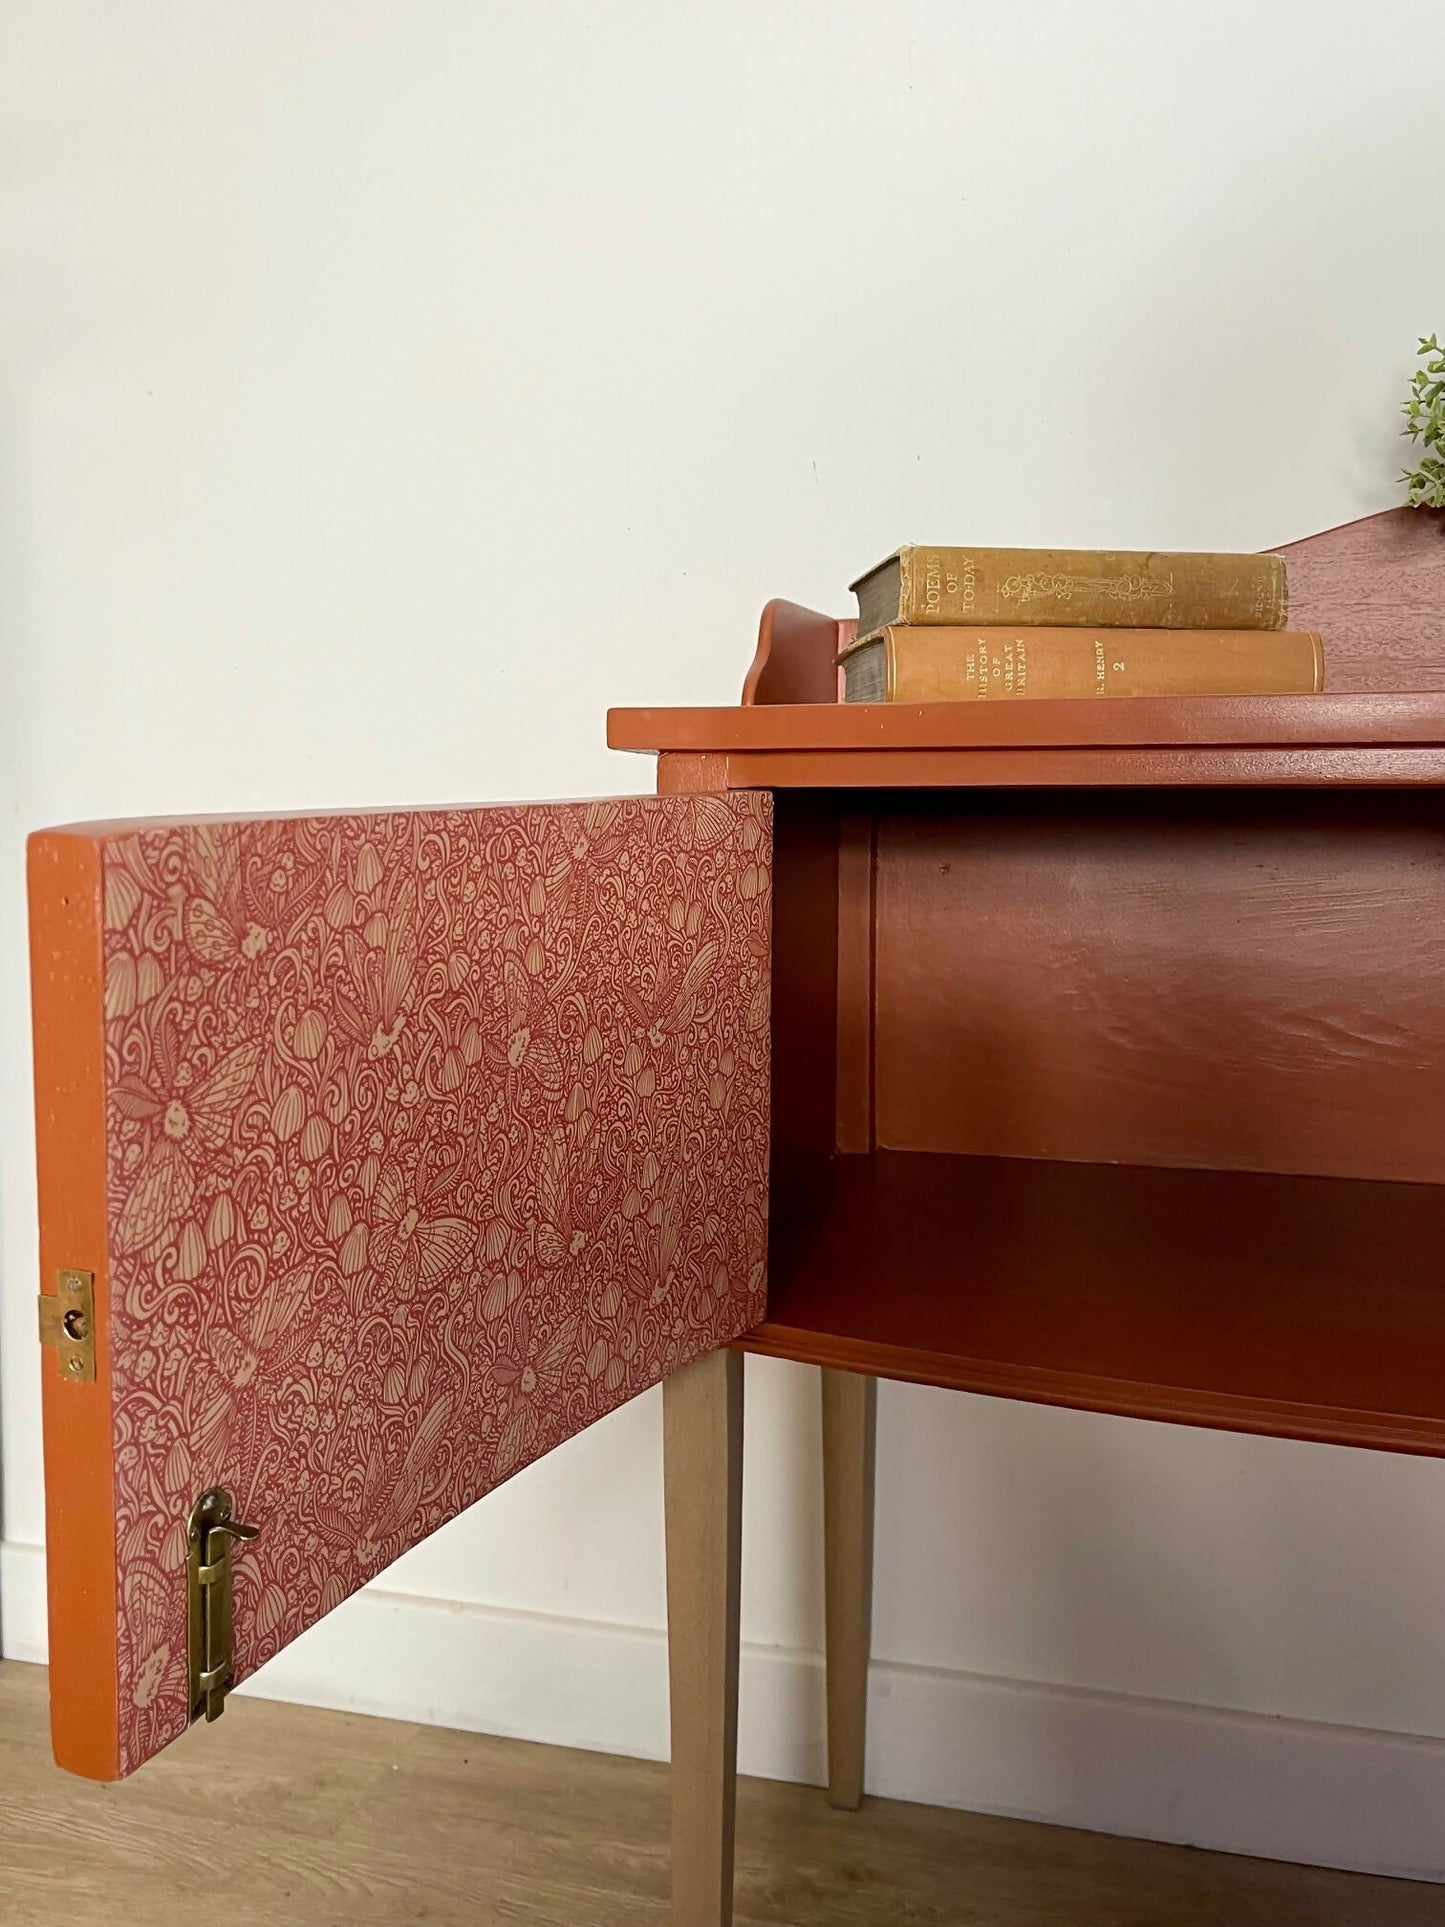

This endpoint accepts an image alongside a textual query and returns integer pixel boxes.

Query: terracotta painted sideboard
[27,508,1445,1925]
[614,506,1445,1924]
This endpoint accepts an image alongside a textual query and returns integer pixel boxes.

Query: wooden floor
[1,1661,1439,1927]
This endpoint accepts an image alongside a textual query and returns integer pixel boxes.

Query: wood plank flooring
[1,1661,1438,1927]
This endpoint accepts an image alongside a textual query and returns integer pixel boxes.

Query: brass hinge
[37,1268,95,1383]
[187,1488,259,1724]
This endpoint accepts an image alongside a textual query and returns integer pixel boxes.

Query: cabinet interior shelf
[747,774,1445,1458]
[745,1150,1445,1455]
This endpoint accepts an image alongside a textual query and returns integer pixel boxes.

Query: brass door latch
[187,1488,260,1724]
[37,1268,95,1383]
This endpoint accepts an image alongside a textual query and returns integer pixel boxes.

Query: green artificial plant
[1401,334,1445,508]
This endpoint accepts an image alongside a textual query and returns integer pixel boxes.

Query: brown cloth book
[851,546,1288,636]
[838,625,1324,704]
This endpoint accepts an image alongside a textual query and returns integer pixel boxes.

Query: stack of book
[838,546,1323,703]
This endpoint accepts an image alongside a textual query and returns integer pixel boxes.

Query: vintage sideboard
[28,507,1445,1925]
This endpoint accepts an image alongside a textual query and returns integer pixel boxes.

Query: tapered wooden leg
[664,1347,744,1927]
[822,1366,877,1811]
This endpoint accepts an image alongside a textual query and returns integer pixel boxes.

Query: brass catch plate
[38,1268,95,1383]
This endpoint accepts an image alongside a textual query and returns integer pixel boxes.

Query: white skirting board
[4,1536,1443,1884]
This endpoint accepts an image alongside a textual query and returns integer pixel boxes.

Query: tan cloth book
[851,546,1288,636]
[838,625,1324,703]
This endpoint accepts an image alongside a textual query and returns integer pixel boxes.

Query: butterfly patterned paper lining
[100,794,771,1772]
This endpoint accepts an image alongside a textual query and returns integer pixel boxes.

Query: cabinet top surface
[608,691,1445,758]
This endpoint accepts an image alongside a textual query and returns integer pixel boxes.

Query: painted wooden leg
[664,1347,744,1927]
[821,1366,877,1812]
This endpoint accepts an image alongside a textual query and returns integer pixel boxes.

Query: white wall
[4,0,1445,1881]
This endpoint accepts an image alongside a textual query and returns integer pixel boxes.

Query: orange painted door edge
[29,829,120,1781]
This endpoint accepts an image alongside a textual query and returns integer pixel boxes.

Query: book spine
[868,627,1323,702]
[896,548,1288,630]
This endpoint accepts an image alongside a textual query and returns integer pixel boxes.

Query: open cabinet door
[28,793,771,1780]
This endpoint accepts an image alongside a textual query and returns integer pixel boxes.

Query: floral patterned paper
[99,793,771,1773]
